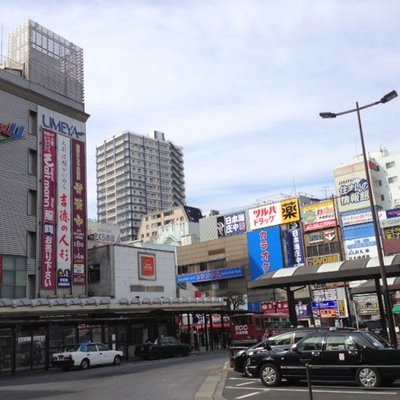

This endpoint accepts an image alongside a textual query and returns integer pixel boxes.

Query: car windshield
[362,332,391,349]
[65,344,81,352]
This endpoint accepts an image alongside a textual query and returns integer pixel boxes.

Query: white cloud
[2,0,400,219]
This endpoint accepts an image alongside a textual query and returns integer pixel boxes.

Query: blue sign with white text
[177,266,244,284]
[247,226,284,280]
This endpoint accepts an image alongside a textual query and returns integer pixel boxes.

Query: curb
[194,361,230,400]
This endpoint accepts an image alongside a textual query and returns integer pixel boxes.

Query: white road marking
[235,392,262,399]
[225,386,398,395]
[235,381,257,387]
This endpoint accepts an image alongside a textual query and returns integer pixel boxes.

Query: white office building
[96,131,185,242]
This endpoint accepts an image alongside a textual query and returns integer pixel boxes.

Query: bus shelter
[0,296,234,375]
[248,254,400,335]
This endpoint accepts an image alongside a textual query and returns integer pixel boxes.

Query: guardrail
[303,363,400,400]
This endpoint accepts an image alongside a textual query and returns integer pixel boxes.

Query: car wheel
[113,355,121,366]
[260,363,281,387]
[80,358,90,370]
[243,358,253,377]
[356,367,381,388]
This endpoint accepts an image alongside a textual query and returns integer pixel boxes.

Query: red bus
[230,313,291,346]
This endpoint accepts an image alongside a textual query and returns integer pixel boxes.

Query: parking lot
[222,371,400,400]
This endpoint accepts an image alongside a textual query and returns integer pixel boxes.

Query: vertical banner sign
[56,135,71,288]
[247,226,284,280]
[72,140,87,284]
[285,228,305,267]
[41,129,57,290]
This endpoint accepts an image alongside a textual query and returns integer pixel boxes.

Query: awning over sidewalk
[247,254,400,290]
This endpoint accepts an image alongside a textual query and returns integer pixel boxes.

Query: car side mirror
[264,342,272,350]
[290,344,298,353]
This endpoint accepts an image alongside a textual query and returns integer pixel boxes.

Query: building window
[378,180,382,186]
[386,161,395,169]
[28,149,37,175]
[28,189,37,216]
[88,264,101,283]
[381,194,385,201]
[29,110,37,136]
[0,256,26,298]
[388,176,398,184]
[27,231,36,258]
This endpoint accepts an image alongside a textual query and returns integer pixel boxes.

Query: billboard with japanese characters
[284,227,305,267]
[302,200,337,232]
[334,161,379,213]
[343,223,378,260]
[248,198,299,231]
[247,226,284,280]
[217,211,247,237]
[39,107,86,290]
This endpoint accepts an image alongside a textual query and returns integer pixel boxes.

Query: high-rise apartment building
[0,20,89,299]
[96,131,185,242]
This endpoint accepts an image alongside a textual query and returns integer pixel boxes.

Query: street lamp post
[320,90,398,347]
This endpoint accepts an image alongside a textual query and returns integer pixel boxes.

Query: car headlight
[247,351,254,356]
[236,350,245,357]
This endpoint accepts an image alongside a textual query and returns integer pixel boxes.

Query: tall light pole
[320,90,398,347]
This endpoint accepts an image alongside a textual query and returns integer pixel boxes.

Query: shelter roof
[248,254,400,290]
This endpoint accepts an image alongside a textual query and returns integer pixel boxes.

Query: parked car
[135,336,191,360]
[234,327,327,377]
[247,329,400,388]
[52,342,123,370]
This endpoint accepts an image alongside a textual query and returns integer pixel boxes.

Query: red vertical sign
[41,129,57,289]
[72,140,87,284]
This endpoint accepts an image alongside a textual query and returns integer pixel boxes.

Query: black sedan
[234,327,327,377]
[135,336,191,360]
[247,329,400,388]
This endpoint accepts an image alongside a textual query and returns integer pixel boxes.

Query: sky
[2,0,400,219]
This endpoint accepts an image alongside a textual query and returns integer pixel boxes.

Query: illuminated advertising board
[285,228,305,267]
[39,107,86,291]
[384,226,400,239]
[341,208,372,227]
[302,200,337,232]
[379,208,400,228]
[343,223,378,260]
[40,129,57,290]
[247,226,284,280]
[335,161,379,213]
[138,253,156,280]
[177,266,244,284]
[72,140,86,285]
[249,198,299,231]
[56,135,71,288]
[217,211,247,237]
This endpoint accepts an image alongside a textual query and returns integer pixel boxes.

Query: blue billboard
[176,266,244,284]
[247,226,284,280]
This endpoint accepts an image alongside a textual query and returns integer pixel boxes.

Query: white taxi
[52,342,123,370]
